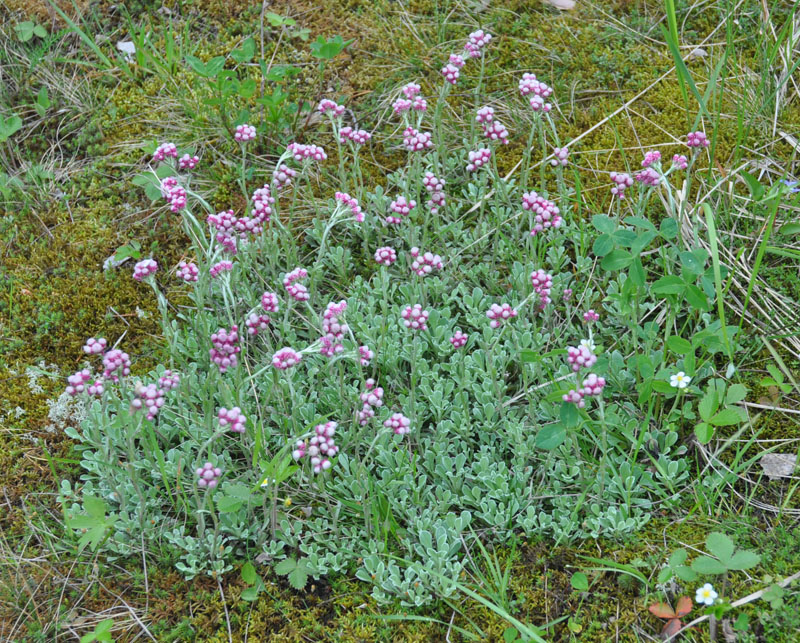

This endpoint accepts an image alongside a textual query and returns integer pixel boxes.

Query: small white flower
[670,371,691,389]
[579,338,596,352]
[695,583,718,606]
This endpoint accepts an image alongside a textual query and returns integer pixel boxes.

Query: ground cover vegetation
[2,0,800,641]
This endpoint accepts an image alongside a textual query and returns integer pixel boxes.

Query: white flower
[579,338,596,352]
[670,371,691,389]
[695,583,718,606]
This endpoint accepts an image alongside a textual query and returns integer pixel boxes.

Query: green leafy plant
[693,381,747,444]
[14,21,48,42]
[274,556,311,590]
[691,532,760,575]
[79,618,114,643]
[0,114,23,142]
[65,495,118,553]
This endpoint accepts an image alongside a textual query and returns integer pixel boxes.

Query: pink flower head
[374,246,397,266]
[272,163,297,189]
[261,291,280,313]
[449,53,465,68]
[467,147,492,172]
[103,349,131,382]
[196,462,222,489]
[450,330,468,348]
[177,261,199,282]
[529,95,552,113]
[287,142,327,162]
[610,172,633,199]
[384,412,411,435]
[467,29,492,51]
[305,421,339,473]
[518,73,553,98]
[409,247,444,277]
[321,300,348,357]
[482,121,509,145]
[335,191,364,222]
[158,369,180,391]
[423,172,446,213]
[160,176,187,212]
[402,82,421,99]
[441,63,460,85]
[635,167,661,187]
[283,268,310,302]
[251,185,275,223]
[234,124,256,142]
[210,326,240,373]
[83,337,107,355]
[272,347,302,370]
[672,154,688,170]
[426,190,446,214]
[393,98,412,114]
[413,96,428,111]
[387,196,416,225]
[486,303,517,328]
[563,288,573,300]
[583,309,600,323]
[133,259,158,281]
[178,154,200,170]
[562,389,585,408]
[358,378,384,425]
[218,406,246,433]
[687,131,709,149]
[87,380,104,396]
[210,260,233,278]
[359,345,374,366]
[523,191,562,236]
[566,344,597,372]
[530,268,554,309]
[292,440,306,461]
[582,373,606,397]
[131,381,166,420]
[152,142,178,162]
[641,150,662,168]
[402,127,433,152]
[246,312,271,336]
[318,99,345,117]
[476,106,494,124]
[402,304,429,331]
[340,127,371,146]
[551,147,569,167]
[66,369,91,396]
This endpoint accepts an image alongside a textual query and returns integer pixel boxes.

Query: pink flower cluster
[294,422,339,473]
[251,185,275,225]
[423,172,446,214]
[483,120,509,145]
[583,309,600,323]
[384,412,411,435]
[272,164,297,189]
[287,142,327,162]
[522,191,563,236]
[358,378,384,425]
[179,154,199,170]
[283,267,310,302]
[246,313,271,336]
[66,369,92,396]
[467,147,492,172]
[519,73,553,112]
[450,330,468,348]
[641,150,662,168]
[566,344,597,372]
[83,337,107,355]
[476,106,494,123]
[103,348,131,382]
[672,154,688,170]
[218,407,246,433]
[374,246,397,266]
[210,326,240,373]
[131,381,166,420]
[177,261,199,282]
[153,142,177,162]
[196,462,222,488]
[387,196,416,225]
[530,269,553,309]
[272,347,302,370]
[133,259,158,281]
[321,300,348,358]
[449,53,465,68]
[359,345,374,366]
[402,304,429,331]
[235,124,256,142]
[339,127,371,145]
[635,167,661,187]
[158,370,180,391]
[441,63,460,84]
[610,172,633,199]
[335,191,364,222]
[486,303,517,328]
[392,86,427,114]
[318,99,345,117]
[464,29,491,58]
[687,131,709,148]
[210,260,233,278]
[261,291,280,313]
[409,247,444,277]
[402,127,433,152]
[563,374,606,408]
[160,176,187,212]
[551,147,569,167]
